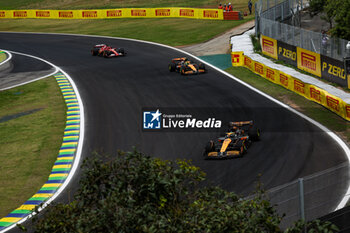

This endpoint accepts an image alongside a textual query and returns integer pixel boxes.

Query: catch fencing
[256,0,350,61]
[263,162,350,229]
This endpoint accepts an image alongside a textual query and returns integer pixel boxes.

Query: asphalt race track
[0,52,56,90]
[0,32,349,230]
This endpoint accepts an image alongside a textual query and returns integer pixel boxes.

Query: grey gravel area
[180,20,255,56]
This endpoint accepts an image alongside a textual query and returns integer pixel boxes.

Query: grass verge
[0,77,66,218]
[0,17,253,46]
[225,66,350,141]
[0,52,6,63]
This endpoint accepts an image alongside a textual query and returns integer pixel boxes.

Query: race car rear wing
[229,120,253,127]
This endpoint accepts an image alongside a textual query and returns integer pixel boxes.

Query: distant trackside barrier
[0,8,225,20]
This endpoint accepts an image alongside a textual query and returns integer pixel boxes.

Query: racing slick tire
[117,48,125,55]
[248,127,260,141]
[91,48,99,56]
[203,140,215,159]
[169,63,176,72]
[199,63,206,71]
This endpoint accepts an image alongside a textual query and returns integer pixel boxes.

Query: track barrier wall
[231,50,350,121]
[261,34,348,87]
[0,8,226,20]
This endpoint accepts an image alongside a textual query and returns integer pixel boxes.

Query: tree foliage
[29,149,338,233]
[308,0,350,40]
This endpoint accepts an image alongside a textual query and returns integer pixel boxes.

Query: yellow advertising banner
[278,71,292,90]
[324,93,345,117]
[252,61,265,77]
[307,84,325,105]
[291,77,307,98]
[234,54,350,121]
[233,54,350,121]
[231,52,244,66]
[0,8,223,20]
[260,35,277,60]
[264,66,279,84]
[243,55,254,71]
[297,47,321,77]
[345,105,350,121]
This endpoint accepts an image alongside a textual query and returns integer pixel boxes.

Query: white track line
[0,49,85,233]
[0,50,59,91]
[0,50,12,66]
[0,30,349,222]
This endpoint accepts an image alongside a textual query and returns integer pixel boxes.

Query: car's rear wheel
[199,63,205,70]
[203,141,215,159]
[248,127,260,141]
[169,63,176,72]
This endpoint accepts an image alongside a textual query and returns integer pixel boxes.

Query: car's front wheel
[91,48,99,56]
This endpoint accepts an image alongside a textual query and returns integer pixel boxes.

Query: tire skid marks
[0,72,81,231]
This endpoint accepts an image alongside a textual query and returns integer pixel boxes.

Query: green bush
[250,33,261,53]
[28,149,338,233]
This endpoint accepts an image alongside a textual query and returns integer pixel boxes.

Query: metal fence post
[255,3,259,37]
[299,178,305,221]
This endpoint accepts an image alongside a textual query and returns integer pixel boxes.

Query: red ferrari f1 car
[91,44,126,58]
[203,121,260,159]
[168,57,206,75]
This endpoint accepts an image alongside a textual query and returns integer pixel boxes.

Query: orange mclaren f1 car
[168,57,206,75]
[203,121,260,159]
[91,44,126,58]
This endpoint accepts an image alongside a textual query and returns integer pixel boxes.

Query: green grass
[0,51,6,63]
[0,0,257,221]
[0,77,66,218]
[0,17,253,46]
[225,66,350,141]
